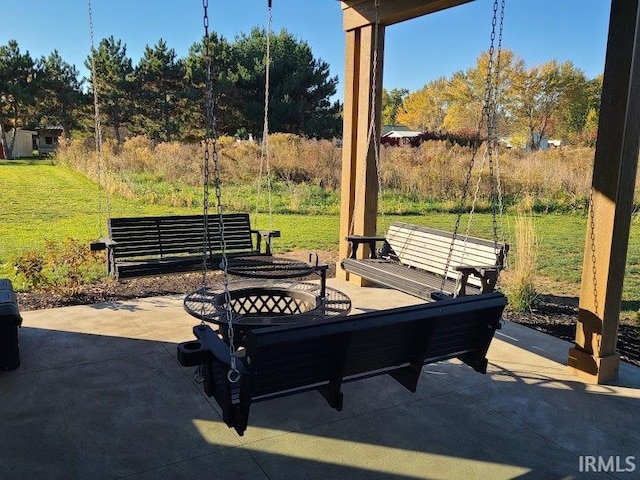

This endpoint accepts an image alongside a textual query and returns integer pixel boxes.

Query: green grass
[0,160,197,264]
[2,160,640,321]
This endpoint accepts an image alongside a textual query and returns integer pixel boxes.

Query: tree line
[2,32,603,159]
[0,29,342,158]
[383,50,602,150]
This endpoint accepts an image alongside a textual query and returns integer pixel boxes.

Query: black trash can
[0,279,22,371]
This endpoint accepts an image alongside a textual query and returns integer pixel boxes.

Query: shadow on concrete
[2,323,638,479]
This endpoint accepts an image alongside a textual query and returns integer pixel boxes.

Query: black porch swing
[86,0,280,280]
[177,0,508,437]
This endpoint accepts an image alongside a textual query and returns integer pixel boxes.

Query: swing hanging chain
[201,0,212,301]
[203,0,239,379]
[370,0,383,233]
[349,0,381,238]
[256,1,274,234]
[264,2,274,232]
[488,0,506,252]
[87,0,108,239]
[441,0,501,292]
[589,187,599,315]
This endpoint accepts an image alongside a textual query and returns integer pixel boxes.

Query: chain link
[349,0,381,239]
[87,0,108,238]
[203,0,238,380]
[442,0,501,292]
[589,187,599,315]
[257,3,274,232]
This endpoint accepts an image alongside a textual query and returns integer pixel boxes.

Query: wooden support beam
[568,0,640,384]
[341,0,474,30]
[337,24,385,283]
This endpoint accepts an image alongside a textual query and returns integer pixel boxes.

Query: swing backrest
[385,222,508,288]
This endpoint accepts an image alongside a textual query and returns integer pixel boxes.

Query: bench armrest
[94,239,119,277]
[252,229,281,255]
[455,265,500,295]
[345,235,387,259]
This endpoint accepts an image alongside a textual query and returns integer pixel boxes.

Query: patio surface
[1,278,639,480]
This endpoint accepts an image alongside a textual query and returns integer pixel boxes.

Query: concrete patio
[1,278,639,479]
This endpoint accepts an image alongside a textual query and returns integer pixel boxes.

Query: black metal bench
[97,213,279,279]
[177,291,507,436]
[341,221,508,300]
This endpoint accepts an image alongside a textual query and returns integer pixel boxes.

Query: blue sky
[2,0,611,98]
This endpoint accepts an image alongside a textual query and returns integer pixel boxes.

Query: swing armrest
[94,239,119,277]
[455,265,500,295]
[89,238,112,251]
[252,229,281,255]
[345,235,387,259]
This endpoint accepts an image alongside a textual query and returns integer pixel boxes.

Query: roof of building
[381,124,412,135]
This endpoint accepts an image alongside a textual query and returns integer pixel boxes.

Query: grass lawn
[1,160,639,319]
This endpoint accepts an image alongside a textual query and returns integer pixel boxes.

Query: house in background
[381,125,424,146]
[0,126,64,158]
[0,129,37,158]
[36,126,64,156]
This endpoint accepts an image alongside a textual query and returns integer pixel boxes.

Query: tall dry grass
[55,134,638,213]
[502,214,540,312]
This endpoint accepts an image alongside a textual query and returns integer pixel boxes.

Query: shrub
[12,238,105,296]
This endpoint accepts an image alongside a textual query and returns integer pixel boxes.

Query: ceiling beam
[341,0,475,31]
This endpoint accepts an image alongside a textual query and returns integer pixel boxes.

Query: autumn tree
[506,59,587,149]
[382,88,409,125]
[443,49,518,137]
[396,77,448,132]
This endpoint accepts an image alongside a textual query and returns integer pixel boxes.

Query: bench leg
[390,363,423,392]
[458,353,489,374]
[317,383,344,411]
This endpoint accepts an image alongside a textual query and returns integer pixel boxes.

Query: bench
[98,214,279,279]
[341,221,508,300]
[177,291,507,436]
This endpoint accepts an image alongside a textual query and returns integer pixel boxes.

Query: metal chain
[349,0,381,238]
[488,0,505,251]
[441,0,500,292]
[588,187,599,315]
[257,2,274,232]
[87,0,108,238]
[203,0,239,381]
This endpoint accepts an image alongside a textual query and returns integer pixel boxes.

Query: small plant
[14,251,47,290]
[12,238,105,296]
[503,214,540,312]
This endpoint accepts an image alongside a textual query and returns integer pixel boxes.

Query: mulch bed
[13,253,639,368]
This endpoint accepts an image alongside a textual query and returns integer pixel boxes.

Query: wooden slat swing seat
[341,221,509,300]
[177,291,507,436]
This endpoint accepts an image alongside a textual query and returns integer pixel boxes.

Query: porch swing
[341,0,509,301]
[86,0,280,280]
[177,0,508,437]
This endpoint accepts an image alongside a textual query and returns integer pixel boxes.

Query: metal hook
[227,368,242,384]
[194,366,204,384]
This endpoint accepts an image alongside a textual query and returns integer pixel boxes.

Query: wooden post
[568,0,640,384]
[337,23,385,283]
